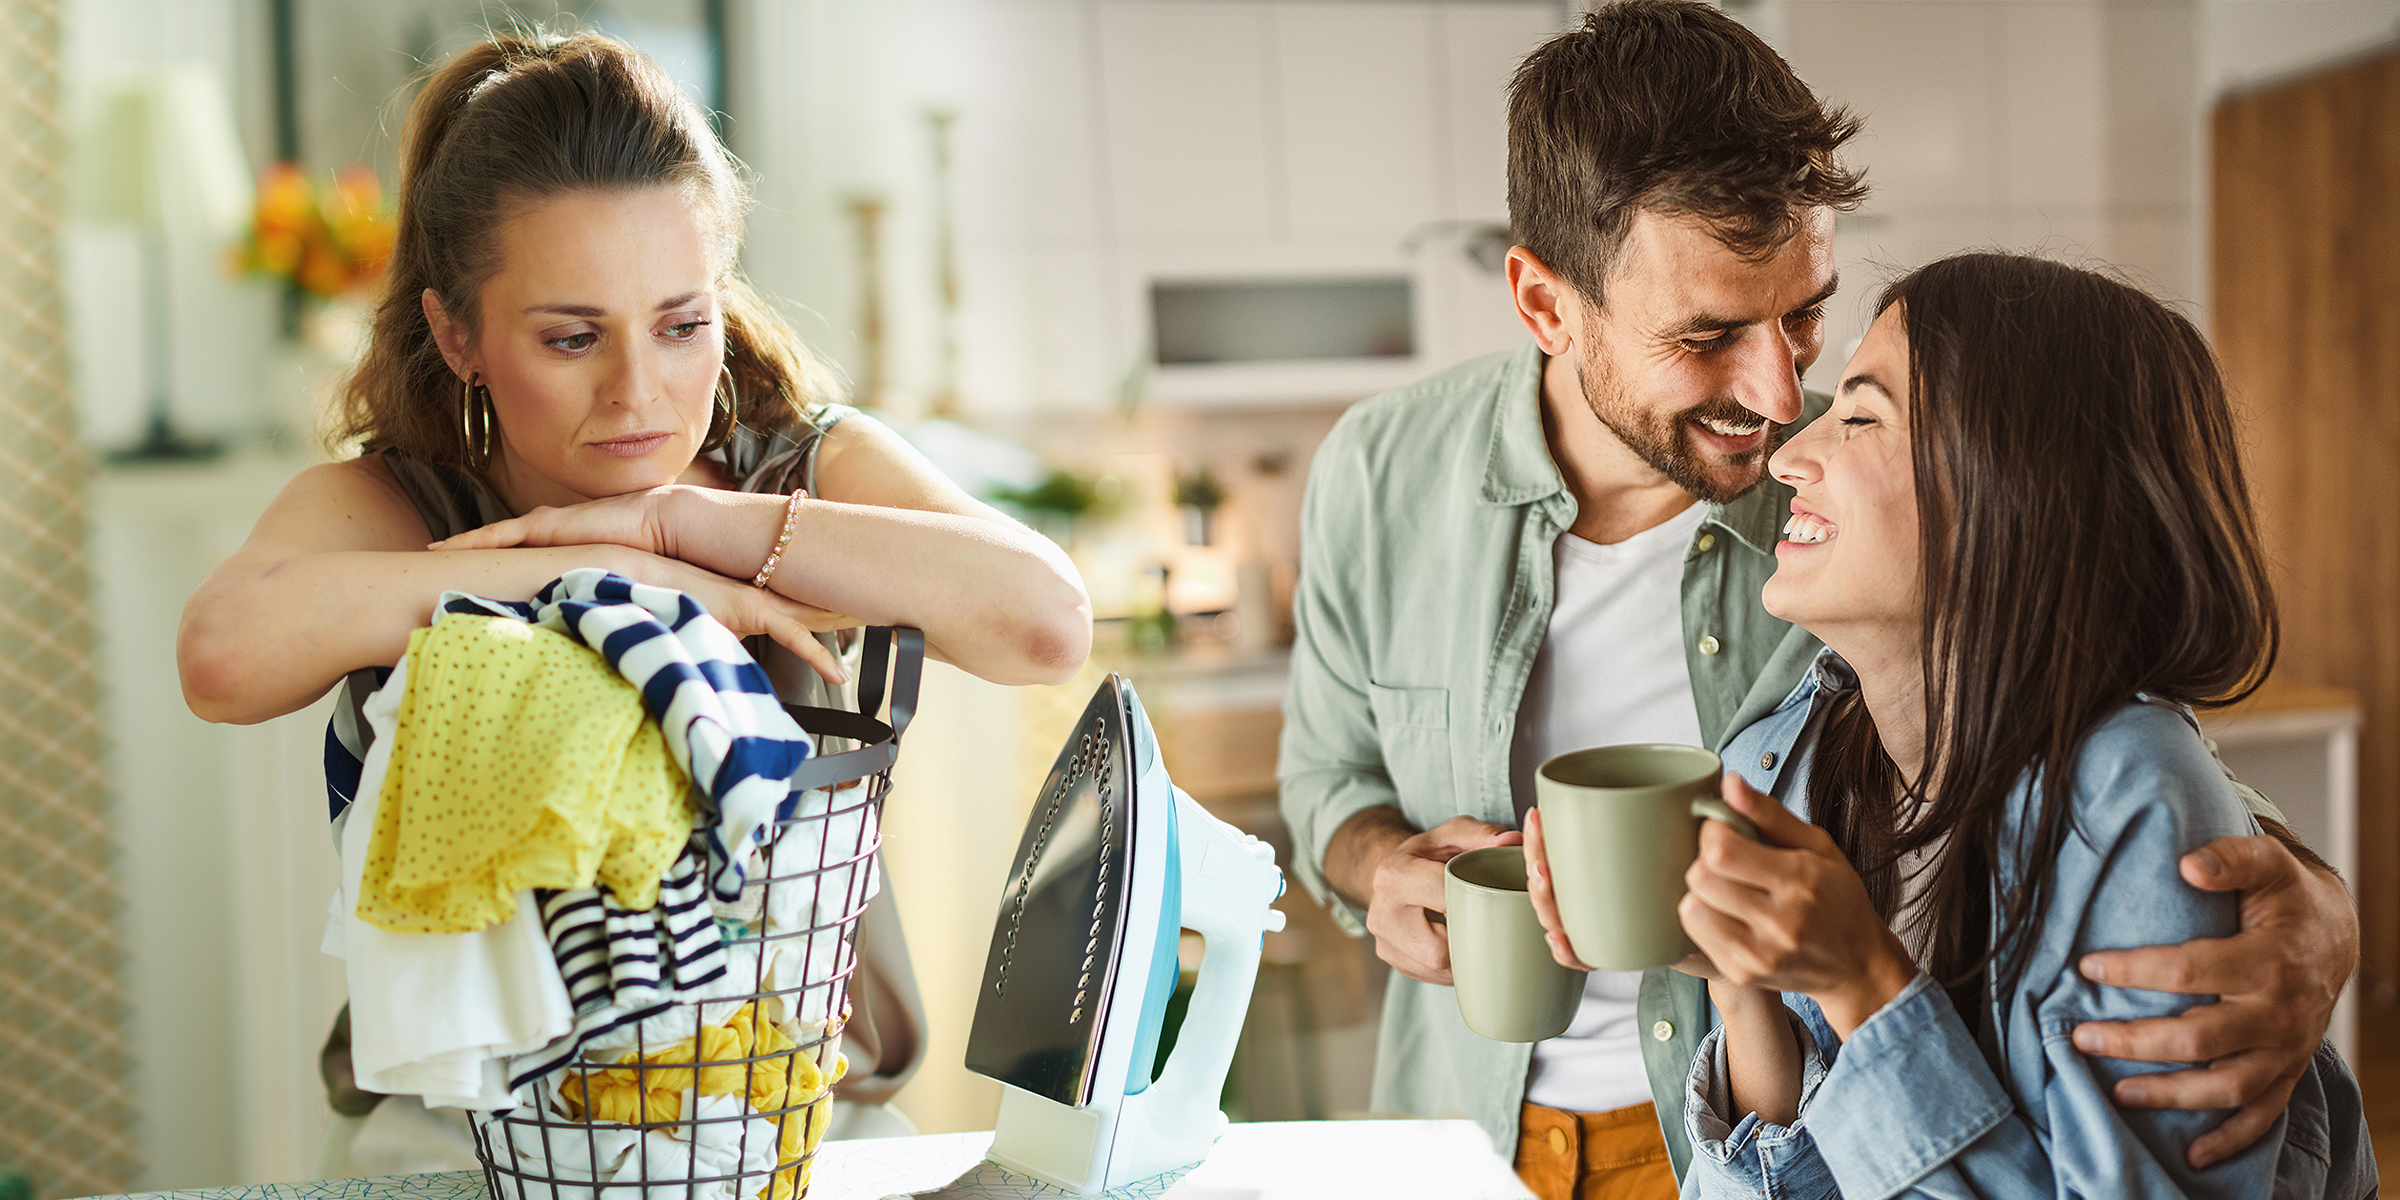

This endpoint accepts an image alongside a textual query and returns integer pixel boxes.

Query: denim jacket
[1682,653,2377,1200]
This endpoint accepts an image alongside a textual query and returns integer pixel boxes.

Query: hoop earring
[460,375,494,469]
[704,362,740,452]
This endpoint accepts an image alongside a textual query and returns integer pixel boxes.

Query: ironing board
[73,1120,1533,1200]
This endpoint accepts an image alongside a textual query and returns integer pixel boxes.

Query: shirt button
[1696,533,1716,553]
[1652,1020,1674,1042]
[1546,1127,1569,1157]
[1697,635,1721,656]
[1760,751,1778,770]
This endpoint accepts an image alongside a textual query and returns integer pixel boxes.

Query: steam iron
[966,674,1286,1195]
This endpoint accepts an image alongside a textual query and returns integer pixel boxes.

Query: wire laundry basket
[471,627,924,1200]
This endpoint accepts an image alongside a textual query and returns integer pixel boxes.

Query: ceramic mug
[1535,743,1760,971]
[1443,845,1587,1042]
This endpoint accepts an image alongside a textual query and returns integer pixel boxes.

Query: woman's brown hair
[334,28,840,467]
[1809,253,2279,1018]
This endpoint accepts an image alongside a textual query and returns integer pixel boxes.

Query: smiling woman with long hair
[1537,254,2374,1198]
[177,28,1088,1151]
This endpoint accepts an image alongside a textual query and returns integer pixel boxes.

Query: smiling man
[1274,4,2360,1198]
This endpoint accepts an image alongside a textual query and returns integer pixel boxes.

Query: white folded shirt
[323,656,577,1110]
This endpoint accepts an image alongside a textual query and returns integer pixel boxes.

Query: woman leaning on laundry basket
[175,30,1090,1143]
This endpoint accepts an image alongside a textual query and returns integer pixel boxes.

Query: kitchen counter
[74,1121,1531,1200]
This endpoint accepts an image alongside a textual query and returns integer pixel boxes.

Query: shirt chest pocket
[1368,683,1455,818]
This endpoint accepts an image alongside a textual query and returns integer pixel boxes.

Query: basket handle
[781,626,922,792]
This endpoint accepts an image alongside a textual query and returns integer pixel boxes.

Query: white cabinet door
[947,2,1125,412]
[1785,2,2001,216]
[952,0,1108,244]
[1097,1,1280,239]
[1438,4,1569,223]
[1271,5,1441,240]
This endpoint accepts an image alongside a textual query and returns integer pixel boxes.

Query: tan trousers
[1513,1100,1679,1200]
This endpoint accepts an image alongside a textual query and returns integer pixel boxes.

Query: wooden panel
[1152,704,1284,800]
[2211,46,2400,1007]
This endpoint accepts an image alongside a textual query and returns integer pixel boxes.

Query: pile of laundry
[321,570,879,1200]
[493,1000,841,1200]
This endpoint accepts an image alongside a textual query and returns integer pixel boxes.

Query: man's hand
[1325,807,1520,984]
[2071,833,2359,1168]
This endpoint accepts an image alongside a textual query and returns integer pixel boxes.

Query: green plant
[992,469,1103,517]
[1173,466,1225,511]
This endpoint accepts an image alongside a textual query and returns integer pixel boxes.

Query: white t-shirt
[1509,501,1708,1114]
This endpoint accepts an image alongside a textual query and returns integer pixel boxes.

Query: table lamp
[70,68,253,462]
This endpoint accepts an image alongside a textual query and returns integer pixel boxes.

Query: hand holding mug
[1676,772,1918,1037]
[1534,743,1759,970]
[1523,808,1596,972]
[1363,815,1522,985]
[1528,804,1732,980]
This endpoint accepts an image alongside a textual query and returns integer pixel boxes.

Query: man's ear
[422,288,473,380]
[1506,246,1585,359]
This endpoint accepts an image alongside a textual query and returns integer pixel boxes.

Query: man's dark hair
[1508,0,1867,302]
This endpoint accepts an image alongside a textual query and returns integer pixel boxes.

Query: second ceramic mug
[1535,743,1760,971]
[1444,845,1587,1042]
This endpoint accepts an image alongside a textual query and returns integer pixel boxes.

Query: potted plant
[1173,466,1225,546]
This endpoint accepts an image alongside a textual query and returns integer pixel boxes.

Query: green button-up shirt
[1276,342,1827,1172]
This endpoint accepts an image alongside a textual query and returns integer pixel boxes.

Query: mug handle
[1690,796,1760,842]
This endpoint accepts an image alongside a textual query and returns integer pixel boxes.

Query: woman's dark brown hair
[1810,253,2279,1016]
[334,28,840,466]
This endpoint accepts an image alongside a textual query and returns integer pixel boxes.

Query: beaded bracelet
[752,488,809,589]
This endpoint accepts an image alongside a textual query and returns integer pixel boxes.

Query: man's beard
[1577,350,1788,505]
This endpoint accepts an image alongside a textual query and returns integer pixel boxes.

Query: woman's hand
[1522,807,1600,971]
[602,548,856,686]
[430,487,680,557]
[1679,772,1919,1038]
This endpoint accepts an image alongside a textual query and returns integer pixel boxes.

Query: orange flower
[236,162,396,299]
[252,163,312,236]
[296,238,351,298]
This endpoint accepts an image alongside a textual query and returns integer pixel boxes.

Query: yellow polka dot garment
[357,612,698,934]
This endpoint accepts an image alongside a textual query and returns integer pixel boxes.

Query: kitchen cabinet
[1096,2,1283,241]
[1271,6,1443,240]
[1099,1,1560,407]
[1439,5,1558,223]
[1098,0,1557,243]
[950,0,1109,246]
[737,0,1562,414]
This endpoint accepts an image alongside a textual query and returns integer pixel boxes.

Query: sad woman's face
[1759,305,1921,653]
[429,185,726,512]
